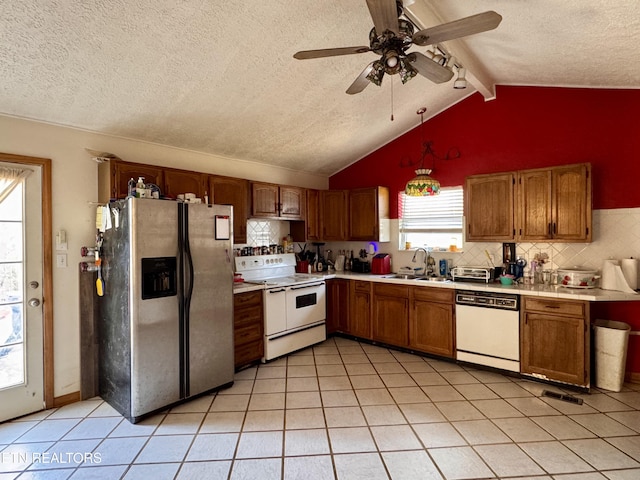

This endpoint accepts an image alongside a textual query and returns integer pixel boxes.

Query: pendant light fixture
[404,107,460,197]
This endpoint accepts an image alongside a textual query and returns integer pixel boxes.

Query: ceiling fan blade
[346,63,376,95]
[366,0,399,34]
[412,11,502,46]
[407,52,454,84]
[294,46,370,59]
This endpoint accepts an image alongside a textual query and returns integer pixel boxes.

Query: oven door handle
[267,288,287,294]
[290,282,325,290]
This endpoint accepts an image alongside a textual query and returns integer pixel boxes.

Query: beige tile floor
[2,336,640,479]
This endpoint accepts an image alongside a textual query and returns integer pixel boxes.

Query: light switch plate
[56,254,67,268]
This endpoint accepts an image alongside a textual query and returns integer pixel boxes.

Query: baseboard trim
[53,391,80,408]
[625,372,640,385]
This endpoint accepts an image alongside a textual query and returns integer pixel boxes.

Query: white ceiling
[1,0,639,176]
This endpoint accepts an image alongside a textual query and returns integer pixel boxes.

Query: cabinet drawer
[373,284,409,297]
[234,290,262,309]
[353,280,371,292]
[234,305,263,328]
[235,322,263,345]
[523,297,585,317]
[412,286,454,303]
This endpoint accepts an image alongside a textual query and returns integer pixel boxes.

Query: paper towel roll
[601,259,620,291]
[621,258,638,290]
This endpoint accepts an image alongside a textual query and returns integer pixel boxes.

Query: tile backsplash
[433,208,640,273]
[242,219,290,247]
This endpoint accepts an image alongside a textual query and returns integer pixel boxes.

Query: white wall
[0,114,328,398]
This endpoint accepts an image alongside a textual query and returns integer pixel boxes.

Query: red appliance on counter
[371,253,391,274]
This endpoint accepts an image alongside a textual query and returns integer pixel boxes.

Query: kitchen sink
[382,274,451,283]
[383,273,419,280]
[417,277,451,283]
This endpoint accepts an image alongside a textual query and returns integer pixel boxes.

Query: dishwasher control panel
[455,291,519,311]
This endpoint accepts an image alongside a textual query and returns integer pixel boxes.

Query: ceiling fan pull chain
[390,77,394,121]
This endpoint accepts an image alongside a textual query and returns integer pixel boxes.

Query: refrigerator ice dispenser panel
[141,257,177,299]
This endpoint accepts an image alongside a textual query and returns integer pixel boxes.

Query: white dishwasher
[455,290,520,372]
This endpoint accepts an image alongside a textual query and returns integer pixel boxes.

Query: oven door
[285,281,326,330]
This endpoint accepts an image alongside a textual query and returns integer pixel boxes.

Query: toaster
[371,253,391,275]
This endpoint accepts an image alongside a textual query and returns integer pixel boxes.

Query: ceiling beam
[403,0,498,100]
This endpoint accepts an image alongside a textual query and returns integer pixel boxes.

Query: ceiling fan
[293,0,502,94]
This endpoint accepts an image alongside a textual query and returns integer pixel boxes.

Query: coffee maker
[503,243,516,276]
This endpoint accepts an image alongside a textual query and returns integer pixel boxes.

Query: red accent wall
[330,85,640,218]
[330,85,640,375]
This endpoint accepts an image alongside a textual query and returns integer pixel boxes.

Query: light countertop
[233,270,640,302]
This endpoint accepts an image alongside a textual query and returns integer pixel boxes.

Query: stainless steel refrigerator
[99,198,234,423]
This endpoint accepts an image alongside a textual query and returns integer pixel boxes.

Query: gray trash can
[593,319,631,392]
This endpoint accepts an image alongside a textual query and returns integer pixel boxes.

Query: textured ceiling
[1,1,640,176]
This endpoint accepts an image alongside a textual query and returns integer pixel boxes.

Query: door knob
[28,298,40,307]
[29,281,39,289]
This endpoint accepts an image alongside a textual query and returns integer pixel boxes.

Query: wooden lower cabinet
[349,280,372,339]
[234,290,264,369]
[409,287,455,358]
[521,297,590,386]
[326,279,350,334]
[372,284,409,347]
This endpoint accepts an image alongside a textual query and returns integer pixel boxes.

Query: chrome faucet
[412,247,436,276]
[412,248,429,276]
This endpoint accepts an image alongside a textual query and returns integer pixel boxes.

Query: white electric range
[234,254,326,361]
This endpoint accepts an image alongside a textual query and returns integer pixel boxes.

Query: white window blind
[399,186,464,250]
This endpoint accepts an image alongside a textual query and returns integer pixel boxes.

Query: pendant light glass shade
[405,168,441,196]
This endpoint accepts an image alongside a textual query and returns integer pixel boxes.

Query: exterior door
[0,161,44,422]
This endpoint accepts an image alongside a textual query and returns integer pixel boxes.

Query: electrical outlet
[56,254,67,268]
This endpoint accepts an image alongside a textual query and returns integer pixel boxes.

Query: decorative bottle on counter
[135,177,145,198]
[127,178,136,198]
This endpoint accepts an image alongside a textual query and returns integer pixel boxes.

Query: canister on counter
[439,259,447,276]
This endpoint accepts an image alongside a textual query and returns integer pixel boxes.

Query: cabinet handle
[544,305,561,309]
[553,223,557,235]
[548,223,552,235]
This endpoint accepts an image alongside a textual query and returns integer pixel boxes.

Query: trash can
[593,319,631,392]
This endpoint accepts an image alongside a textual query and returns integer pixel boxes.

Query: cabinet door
[349,188,378,240]
[326,279,349,334]
[409,287,454,357]
[233,291,264,369]
[251,182,279,217]
[320,190,348,241]
[164,168,207,199]
[280,186,305,219]
[210,175,250,244]
[521,311,587,385]
[518,169,552,240]
[349,281,372,339]
[112,161,164,200]
[465,173,515,241]
[372,285,409,347]
[306,189,321,241]
[552,164,591,241]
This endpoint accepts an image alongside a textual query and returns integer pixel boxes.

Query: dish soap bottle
[135,177,145,198]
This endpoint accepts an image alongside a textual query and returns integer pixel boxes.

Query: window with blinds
[398,186,464,251]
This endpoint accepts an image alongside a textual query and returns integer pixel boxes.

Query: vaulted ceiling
[1,1,639,176]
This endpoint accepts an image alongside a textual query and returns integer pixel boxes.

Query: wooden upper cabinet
[320,190,348,241]
[209,175,250,245]
[251,182,304,220]
[517,163,591,242]
[305,189,321,241]
[99,160,164,202]
[465,172,516,241]
[163,168,207,199]
[251,182,279,217]
[517,169,552,240]
[552,164,591,241]
[280,186,305,219]
[348,187,390,242]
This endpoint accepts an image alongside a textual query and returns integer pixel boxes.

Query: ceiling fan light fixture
[405,168,441,196]
[454,67,467,89]
[399,58,417,84]
[367,61,385,86]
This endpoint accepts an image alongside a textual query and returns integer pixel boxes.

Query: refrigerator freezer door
[130,199,181,418]
[185,203,234,397]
